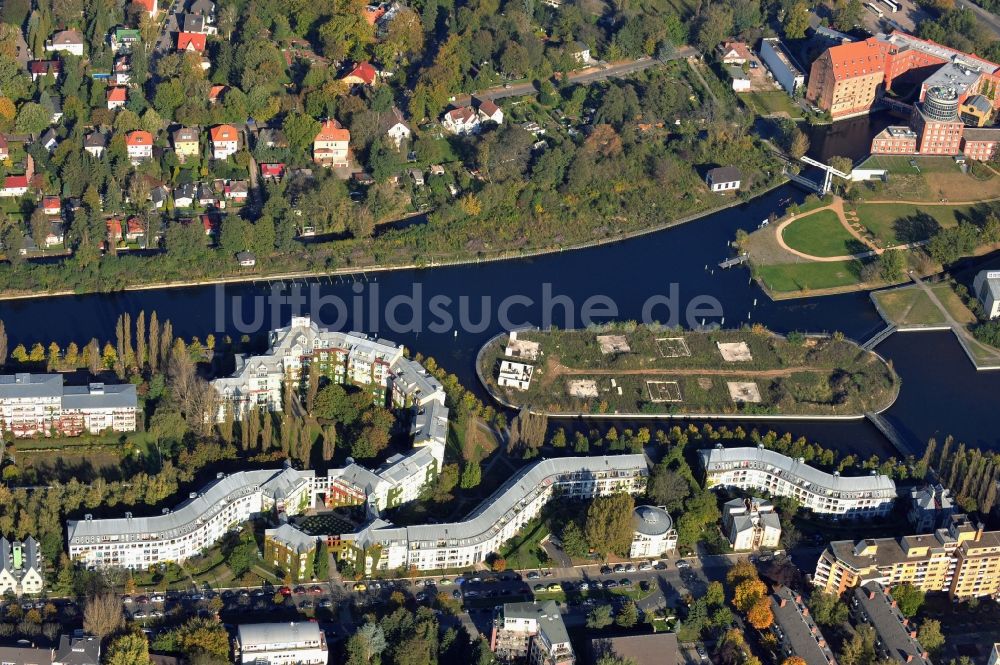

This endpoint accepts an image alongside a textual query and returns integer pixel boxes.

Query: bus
[866,2,885,17]
[881,0,900,12]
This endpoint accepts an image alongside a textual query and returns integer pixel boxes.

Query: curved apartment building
[700,446,896,519]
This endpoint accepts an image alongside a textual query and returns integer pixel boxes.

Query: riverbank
[477,324,900,418]
[0,181,790,303]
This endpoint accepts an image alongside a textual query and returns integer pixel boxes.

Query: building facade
[851,582,930,665]
[334,455,648,574]
[313,119,350,166]
[976,270,1000,318]
[264,523,317,581]
[722,497,781,551]
[491,601,575,665]
[908,484,955,533]
[0,537,44,596]
[0,374,137,438]
[701,446,896,519]
[67,467,314,569]
[630,505,677,558]
[814,513,1000,600]
[759,38,805,95]
[771,585,837,665]
[235,622,328,665]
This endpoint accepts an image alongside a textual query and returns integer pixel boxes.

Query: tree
[14,102,49,135]
[104,628,151,665]
[746,597,774,629]
[153,617,230,660]
[314,542,330,579]
[346,622,387,665]
[616,600,639,628]
[460,460,481,489]
[833,0,865,31]
[808,590,849,627]
[784,1,811,40]
[314,384,362,424]
[697,5,734,53]
[584,493,635,557]
[840,625,877,665]
[781,658,808,665]
[877,249,905,282]
[733,579,767,613]
[83,593,124,640]
[647,463,690,511]
[561,520,588,557]
[890,583,925,617]
[918,619,945,653]
[586,604,613,629]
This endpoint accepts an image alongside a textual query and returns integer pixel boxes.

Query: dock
[719,253,749,269]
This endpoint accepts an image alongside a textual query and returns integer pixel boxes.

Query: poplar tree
[148,311,160,373]
[0,320,7,367]
[136,311,146,370]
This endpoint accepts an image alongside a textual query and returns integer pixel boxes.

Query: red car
[279,586,291,596]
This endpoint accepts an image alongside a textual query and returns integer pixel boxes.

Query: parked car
[613,564,625,573]
[676,560,691,569]
[527,572,540,580]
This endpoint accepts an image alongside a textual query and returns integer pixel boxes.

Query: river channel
[1,113,997,459]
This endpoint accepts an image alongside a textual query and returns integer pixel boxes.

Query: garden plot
[647,380,683,403]
[656,337,691,358]
[717,341,753,362]
[567,379,599,398]
[597,335,631,354]
[727,381,762,403]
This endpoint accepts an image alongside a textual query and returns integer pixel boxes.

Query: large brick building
[807,31,1000,121]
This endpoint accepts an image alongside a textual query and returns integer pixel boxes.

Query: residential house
[235,623,327,665]
[570,41,591,64]
[476,97,504,125]
[172,127,200,161]
[46,30,85,57]
[260,163,285,181]
[133,0,158,18]
[225,180,249,203]
[0,645,55,663]
[28,60,61,81]
[491,601,575,665]
[44,221,65,247]
[190,0,216,16]
[197,183,217,207]
[852,582,930,665]
[201,214,218,237]
[257,128,288,149]
[589,634,681,665]
[53,635,100,665]
[174,183,195,208]
[381,107,411,149]
[0,135,8,160]
[84,130,108,158]
[630,505,677,558]
[113,56,131,84]
[759,37,805,96]
[313,119,350,167]
[47,99,63,123]
[706,166,741,192]
[722,497,782,551]
[718,40,753,65]
[442,106,480,135]
[177,32,207,53]
[125,130,153,162]
[0,373,138,438]
[974,270,1000,319]
[150,185,168,209]
[409,169,424,186]
[771,586,838,665]
[264,524,315,580]
[0,175,29,198]
[110,27,140,53]
[208,84,228,104]
[106,86,127,110]
[183,13,214,33]
[729,65,751,92]
[125,217,145,242]
[42,196,61,216]
[210,124,239,159]
[909,485,956,533]
[38,129,58,152]
[342,61,378,86]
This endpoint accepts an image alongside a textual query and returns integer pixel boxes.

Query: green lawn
[851,202,971,246]
[742,91,803,118]
[756,260,862,293]
[873,287,946,327]
[781,210,858,257]
[860,154,964,175]
[500,517,550,570]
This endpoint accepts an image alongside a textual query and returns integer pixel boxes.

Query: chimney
[818,639,826,648]
[921,652,929,658]
[906,656,914,663]
[868,589,876,600]
[795,594,802,603]
[909,630,917,639]
[891,599,898,608]
[779,598,787,607]
[977,523,984,542]
[902,617,908,627]
[802,607,810,617]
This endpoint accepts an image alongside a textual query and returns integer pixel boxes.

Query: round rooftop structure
[922,85,960,122]
[632,505,673,536]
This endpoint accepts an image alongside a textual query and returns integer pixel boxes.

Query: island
[477,325,899,418]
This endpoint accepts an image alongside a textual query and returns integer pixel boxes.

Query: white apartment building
[701,446,896,519]
[492,601,575,665]
[318,443,440,515]
[0,374,137,438]
[0,537,44,596]
[722,497,782,551]
[336,455,648,574]
[974,270,1000,319]
[235,622,328,665]
[67,467,314,569]
[630,505,678,558]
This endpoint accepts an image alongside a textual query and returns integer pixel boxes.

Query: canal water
[1,114,997,458]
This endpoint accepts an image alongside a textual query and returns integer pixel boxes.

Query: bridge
[865,411,911,459]
[799,156,851,196]
[861,324,897,351]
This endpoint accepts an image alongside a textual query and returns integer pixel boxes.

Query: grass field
[860,154,964,175]
[931,282,977,325]
[756,260,862,292]
[742,91,804,118]
[851,202,972,246]
[873,287,946,326]
[781,210,858,257]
